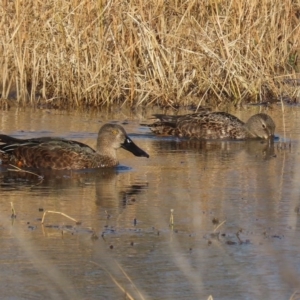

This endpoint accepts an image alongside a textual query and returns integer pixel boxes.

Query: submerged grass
[0,0,299,109]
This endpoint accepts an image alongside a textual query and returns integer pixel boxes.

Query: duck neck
[96,140,118,160]
[243,123,253,138]
[243,124,256,138]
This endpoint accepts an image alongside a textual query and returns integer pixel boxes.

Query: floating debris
[212,217,219,225]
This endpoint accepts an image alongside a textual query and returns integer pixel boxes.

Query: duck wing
[176,112,245,139]
[0,136,100,169]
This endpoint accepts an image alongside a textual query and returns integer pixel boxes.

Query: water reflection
[94,169,148,209]
[152,138,277,160]
[0,167,149,211]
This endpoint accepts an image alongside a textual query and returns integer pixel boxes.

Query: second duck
[144,112,275,140]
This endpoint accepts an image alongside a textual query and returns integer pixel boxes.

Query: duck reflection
[152,138,276,161]
[0,167,115,189]
[0,167,148,210]
[94,169,148,208]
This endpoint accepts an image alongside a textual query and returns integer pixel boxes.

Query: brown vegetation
[0,0,300,109]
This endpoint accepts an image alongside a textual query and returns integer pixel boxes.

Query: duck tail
[0,134,23,144]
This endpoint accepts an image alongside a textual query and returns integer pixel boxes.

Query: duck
[0,123,149,170]
[143,112,275,140]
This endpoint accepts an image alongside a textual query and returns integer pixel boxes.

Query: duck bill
[264,130,275,140]
[267,134,275,143]
[121,137,149,158]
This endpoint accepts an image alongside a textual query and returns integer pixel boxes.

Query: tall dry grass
[0,0,299,109]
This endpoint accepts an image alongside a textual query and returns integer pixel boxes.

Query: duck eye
[262,124,266,129]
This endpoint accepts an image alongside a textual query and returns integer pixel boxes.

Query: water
[0,106,300,300]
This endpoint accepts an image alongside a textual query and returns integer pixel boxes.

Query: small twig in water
[41,210,81,224]
[8,164,44,182]
[169,209,174,227]
[213,220,226,232]
[10,202,17,218]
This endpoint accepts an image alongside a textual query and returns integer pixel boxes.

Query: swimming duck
[0,123,149,170]
[144,112,275,140]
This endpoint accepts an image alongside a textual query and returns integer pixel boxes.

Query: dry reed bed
[0,0,299,108]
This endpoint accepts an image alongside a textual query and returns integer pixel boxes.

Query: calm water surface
[0,107,300,300]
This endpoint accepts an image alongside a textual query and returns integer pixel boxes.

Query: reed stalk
[0,0,299,108]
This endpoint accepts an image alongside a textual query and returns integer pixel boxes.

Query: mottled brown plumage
[144,112,275,140]
[0,123,149,170]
